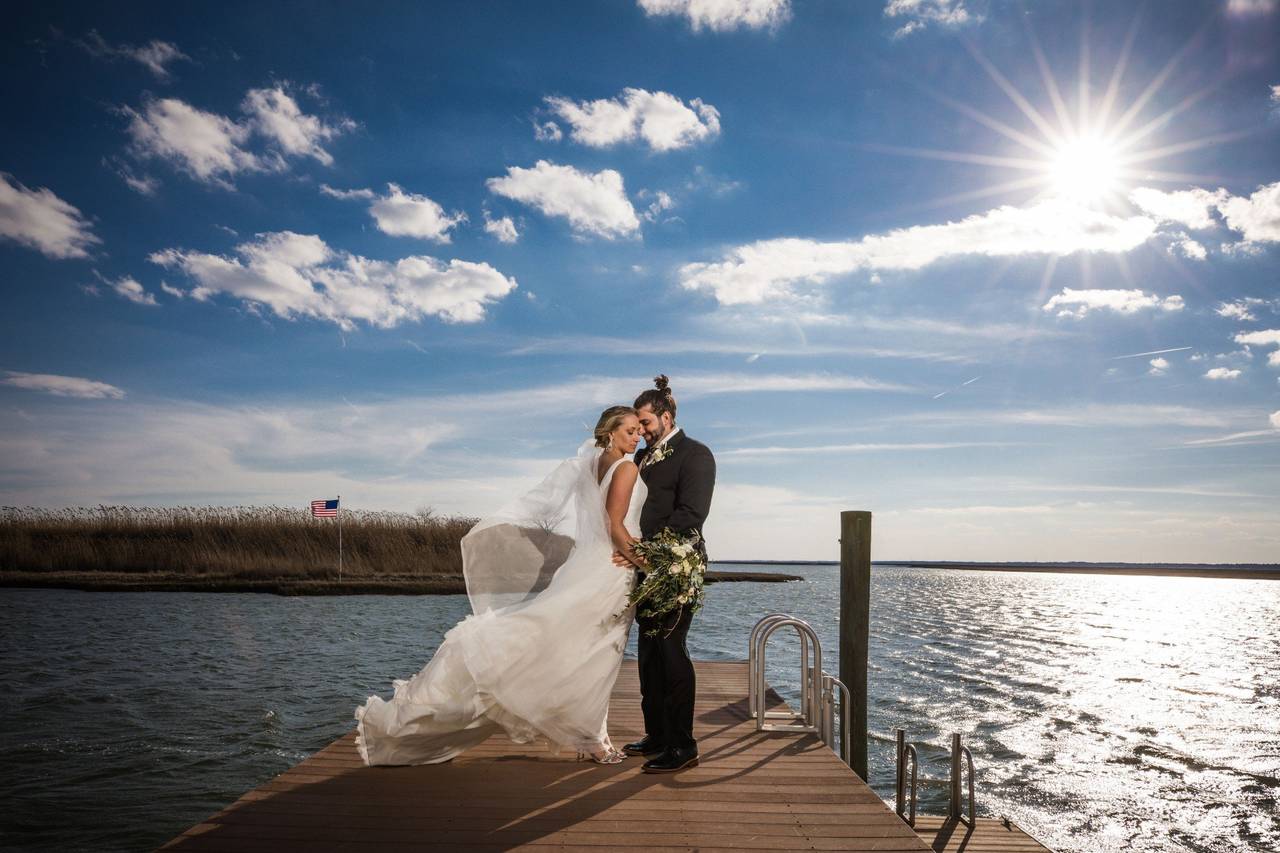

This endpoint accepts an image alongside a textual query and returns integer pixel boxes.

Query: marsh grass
[0,506,477,579]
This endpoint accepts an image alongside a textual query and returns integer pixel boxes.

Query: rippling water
[1,566,1277,852]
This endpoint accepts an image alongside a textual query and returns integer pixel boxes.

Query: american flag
[311,498,339,518]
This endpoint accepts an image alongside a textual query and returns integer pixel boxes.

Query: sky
[2,0,1278,562]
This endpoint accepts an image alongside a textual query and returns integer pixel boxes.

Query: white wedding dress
[355,441,644,765]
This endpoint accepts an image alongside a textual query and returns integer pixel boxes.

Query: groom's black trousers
[636,605,697,750]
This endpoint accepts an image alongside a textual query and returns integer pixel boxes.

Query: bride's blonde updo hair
[594,405,636,448]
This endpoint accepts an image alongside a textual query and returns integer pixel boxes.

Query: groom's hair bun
[634,374,677,420]
[593,405,636,448]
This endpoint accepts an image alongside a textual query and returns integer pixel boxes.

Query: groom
[617,375,716,773]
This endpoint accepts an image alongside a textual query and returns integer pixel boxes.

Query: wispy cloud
[2,371,125,399]
[0,173,101,259]
[884,0,977,39]
[721,440,1013,458]
[76,30,190,81]
[679,198,1158,305]
[636,0,791,32]
[1043,288,1184,319]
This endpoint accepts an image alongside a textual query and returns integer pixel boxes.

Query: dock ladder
[747,613,854,766]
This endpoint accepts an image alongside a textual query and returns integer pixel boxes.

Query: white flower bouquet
[620,528,707,636]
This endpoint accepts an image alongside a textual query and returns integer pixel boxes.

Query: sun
[867,12,1241,215]
[1048,134,1122,202]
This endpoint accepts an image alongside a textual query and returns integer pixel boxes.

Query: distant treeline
[0,506,477,579]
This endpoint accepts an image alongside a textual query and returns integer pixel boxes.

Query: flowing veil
[461,439,610,614]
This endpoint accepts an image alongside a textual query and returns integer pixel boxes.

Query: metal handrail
[751,616,822,733]
[949,733,976,827]
[747,613,857,767]
[821,674,853,766]
[748,613,811,722]
[894,729,918,826]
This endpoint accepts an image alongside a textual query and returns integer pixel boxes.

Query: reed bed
[0,506,477,579]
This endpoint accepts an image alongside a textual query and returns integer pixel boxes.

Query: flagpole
[337,495,343,582]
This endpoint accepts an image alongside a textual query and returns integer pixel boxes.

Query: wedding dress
[355,441,644,766]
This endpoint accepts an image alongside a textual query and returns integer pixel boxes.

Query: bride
[355,405,646,766]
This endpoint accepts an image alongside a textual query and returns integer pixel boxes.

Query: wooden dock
[164,661,1051,852]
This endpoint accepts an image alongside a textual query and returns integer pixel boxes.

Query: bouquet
[620,528,707,636]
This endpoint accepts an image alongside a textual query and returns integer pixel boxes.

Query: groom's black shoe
[623,735,665,757]
[641,744,699,773]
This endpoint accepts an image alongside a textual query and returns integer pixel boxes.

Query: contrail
[1110,346,1191,360]
[933,376,982,400]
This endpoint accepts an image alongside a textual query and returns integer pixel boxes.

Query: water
[1,565,1277,852]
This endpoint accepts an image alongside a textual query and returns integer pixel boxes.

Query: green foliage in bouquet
[619,528,707,636]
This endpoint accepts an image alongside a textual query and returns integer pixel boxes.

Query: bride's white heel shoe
[578,747,626,765]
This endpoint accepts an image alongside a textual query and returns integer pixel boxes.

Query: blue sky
[2,0,1278,561]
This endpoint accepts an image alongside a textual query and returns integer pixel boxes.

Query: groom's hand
[612,549,645,569]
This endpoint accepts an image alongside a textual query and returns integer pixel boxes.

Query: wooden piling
[839,510,872,781]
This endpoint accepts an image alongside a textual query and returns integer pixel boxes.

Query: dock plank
[163,661,1049,852]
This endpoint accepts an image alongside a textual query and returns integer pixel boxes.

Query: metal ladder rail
[949,733,976,827]
[751,616,823,733]
[893,730,977,827]
[894,729,919,826]
[747,614,858,766]
[747,613,813,724]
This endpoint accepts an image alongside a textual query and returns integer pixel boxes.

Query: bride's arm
[604,461,643,567]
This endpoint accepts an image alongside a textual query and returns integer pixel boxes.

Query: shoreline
[715,559,1280,579]
[0,570,801,596]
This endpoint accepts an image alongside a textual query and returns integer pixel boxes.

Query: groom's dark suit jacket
[634,430,716,549]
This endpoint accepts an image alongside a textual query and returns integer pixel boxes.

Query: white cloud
[1128,187,1225,230]
[77,30,190,80]
[1271,410,1280,429]
[242,85,353,167]
[150,231,517,329]
[107,274,158,306]
[1234,329,1280,367]
[721,440,1009,458]
[104,156,160,196]
[160,281,184,298]
[885,0,975,37]
[487,160,640,239]
[1148,357,1170,376]
[123,87,351,187]
[637,0,791,32]
[1226,0,1276,14]
[483,211,519,243]
[679,372,913,395]
[2,371,125,399]
[369,184,466,242]
[322,184,466,242]
[1216,298,1267,321]
[545,88,720,152]
[0,173,101,260]
[1204,367,1242,380]
[1043,288,1184,319]
[679,198,1157,305]
[123,98,263,186]
[1169,237,1207,259]
[1216,180,1280,244]
[640,190,676,222]
[533,120,563,142]
[319,184,375,201]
